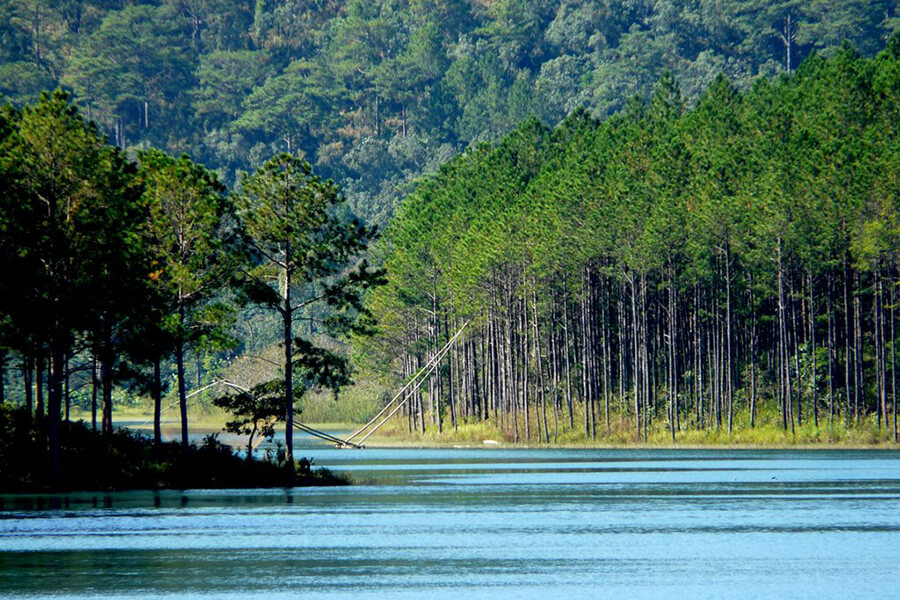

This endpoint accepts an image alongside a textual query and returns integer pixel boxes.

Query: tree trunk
[854,271,863,424]
[843,258,853,425]
[630,272,640,440]
[153,355,162,446]
[749,273,758,428]
[777,238,790,430]
[826,272,835,431]
[48,344,64,486]
[64,354,70,424]
[283,255,295,464]
[809,271,818,429]
[177,303,189,450]
[890,269,897,443]
[725,245,733,434]
[91,354,98,432]
[101,337,113,438]
[36,353,44,424]
[247,420,257,459]
[562,288,574,429]
[23,355,33,423]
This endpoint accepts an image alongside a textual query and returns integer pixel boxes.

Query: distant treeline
[366,39,900,443]
[0,0,897,224]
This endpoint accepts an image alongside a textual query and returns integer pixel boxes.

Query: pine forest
[367,41,900,444]
[0,0,898,468]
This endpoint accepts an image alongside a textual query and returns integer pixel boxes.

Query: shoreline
[353,438,900,451]
[66,412,900,452]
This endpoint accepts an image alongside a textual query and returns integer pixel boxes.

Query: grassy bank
[0,405,347,493]
[353,404,900,449]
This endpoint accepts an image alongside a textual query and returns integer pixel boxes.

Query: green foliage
[236,152,383,457]
[364,40,900,444]
[137,147,241,448]
[212,382,283,455]
[138,148,236,321]
[0,0,895,221]
[0,86,376,485]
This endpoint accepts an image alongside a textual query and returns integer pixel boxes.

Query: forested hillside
[365,39,900,443]
[1,0,897,223]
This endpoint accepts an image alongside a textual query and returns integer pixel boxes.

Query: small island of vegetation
[0,405,345,493]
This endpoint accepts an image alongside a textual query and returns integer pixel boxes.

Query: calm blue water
[2,446,900,599]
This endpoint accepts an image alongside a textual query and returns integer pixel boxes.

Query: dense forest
[1,0,899,460]
[1,0,897,225]
[0,90,379,488]
[366,38,900,443]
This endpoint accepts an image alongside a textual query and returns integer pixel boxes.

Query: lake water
[2,444,900,599]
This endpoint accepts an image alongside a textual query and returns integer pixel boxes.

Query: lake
[2,444,900,599]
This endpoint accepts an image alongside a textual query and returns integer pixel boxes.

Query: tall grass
[357,399,900,447]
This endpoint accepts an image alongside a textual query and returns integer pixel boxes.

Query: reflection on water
[3,446,900,599]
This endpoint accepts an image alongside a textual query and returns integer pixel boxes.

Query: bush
[0,404,348,492]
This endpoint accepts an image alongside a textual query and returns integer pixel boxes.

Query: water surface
[2,445,900,599]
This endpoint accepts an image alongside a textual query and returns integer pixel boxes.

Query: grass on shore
[353,403,900,449]
[63,397,900,451]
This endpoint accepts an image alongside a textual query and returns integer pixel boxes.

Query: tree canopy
[363,38,900,443]
[0,0,896,224]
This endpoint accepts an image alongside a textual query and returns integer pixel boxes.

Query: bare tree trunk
[532,287,549,444]
[282,247,296,463]
[24,355,33,423]
[48,343,64,485]
[777,239,790,431]
[36,352,44,424]
[91,354,98,431]
[563,287,574,429]
[880,272,886,431]
[725,245,734,434]
[642,274,649,442]
[630,272,640,440]
[854,271,863,424]
[790,273,801,431]
[153,355,162,446]
[749,273,758,427]
[695,286,704,429]
[890,269,897,443]
[445,318,457,431]
[581,273,591,439]
[177,303,189,450]
[64,354,70,425]
[809,271,818,429]
[549,293,560,440]
[827,272,835,431]
[601,283,611,436]
[843,259,853,425]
